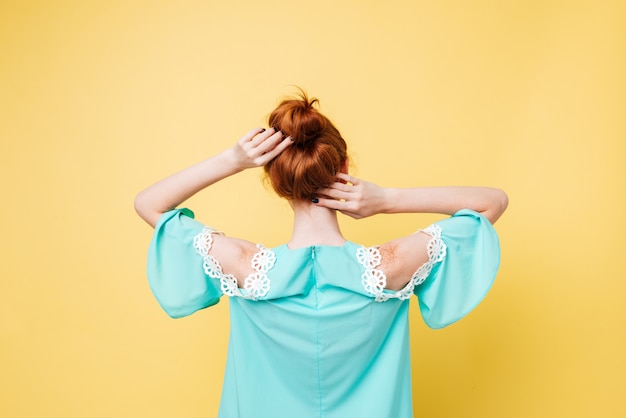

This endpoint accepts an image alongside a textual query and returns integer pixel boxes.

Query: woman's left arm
[134,128,292,228]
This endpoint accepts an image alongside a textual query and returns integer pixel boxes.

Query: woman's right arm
[314,173,508,224]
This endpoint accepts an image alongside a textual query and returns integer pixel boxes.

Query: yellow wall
[1,0,624,416]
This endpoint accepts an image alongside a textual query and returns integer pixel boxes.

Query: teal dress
[147,208,500,418]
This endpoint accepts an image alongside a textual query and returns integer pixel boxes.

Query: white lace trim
[193,226,275,300]
[357,247,387,301]
[358,224,447,302]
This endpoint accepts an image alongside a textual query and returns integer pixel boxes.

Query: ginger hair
[264,90,347,201]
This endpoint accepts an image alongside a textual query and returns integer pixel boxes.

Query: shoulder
[209,234,260,280]
[377,231,432,291]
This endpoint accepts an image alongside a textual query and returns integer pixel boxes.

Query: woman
[135,91,508,418]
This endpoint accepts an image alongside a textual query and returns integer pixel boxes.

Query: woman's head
[264,90,347,201]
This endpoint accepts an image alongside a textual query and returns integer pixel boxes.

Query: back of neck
[288,201,346,249]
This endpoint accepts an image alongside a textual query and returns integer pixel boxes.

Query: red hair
[264,90,347,201]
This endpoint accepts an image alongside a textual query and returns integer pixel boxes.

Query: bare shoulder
[378,231,432,291]
[209,234,259,284]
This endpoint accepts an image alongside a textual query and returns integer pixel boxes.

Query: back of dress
[147,207,500,418]
[220,242,414,418]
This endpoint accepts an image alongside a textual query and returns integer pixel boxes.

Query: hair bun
[269,90,326,146]
[265,89,348,201]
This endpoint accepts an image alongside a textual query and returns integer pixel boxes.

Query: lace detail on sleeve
[193,227,275,301]
[408,224,447,288]
[193,226,224,278]
[358,224,447,302]
[243,245,275,299]
[357,246,388,302]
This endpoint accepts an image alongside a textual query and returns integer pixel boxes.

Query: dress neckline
[281,240,352,251]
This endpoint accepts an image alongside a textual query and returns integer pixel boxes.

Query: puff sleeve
[414,209,500,329]
[147,208,223,318]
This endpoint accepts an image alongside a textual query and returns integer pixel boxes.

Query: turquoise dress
[147,208,500,418]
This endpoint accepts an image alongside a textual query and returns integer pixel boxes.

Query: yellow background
[1,0,624,417]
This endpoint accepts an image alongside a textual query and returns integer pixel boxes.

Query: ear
[339,158,349,174]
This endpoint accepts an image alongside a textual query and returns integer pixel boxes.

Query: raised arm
[134,128,292,228]
[315,173,508,224]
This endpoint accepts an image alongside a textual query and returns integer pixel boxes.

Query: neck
[288,200,346,249]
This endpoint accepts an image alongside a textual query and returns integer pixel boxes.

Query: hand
[314,173,389,219]
[230,127,293,169]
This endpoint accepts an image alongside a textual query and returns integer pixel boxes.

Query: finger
[312,197,349,211]
[272,135,293,154]
[315,187,351,201]
[249,127,280,148]
[257,136,293,164]
[239,127,266,145]
[254,130,285,155]
[336,172,358,185]
[322,181,353,193]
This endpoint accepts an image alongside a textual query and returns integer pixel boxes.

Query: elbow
[134,192,147,219]
[134,191,159,228]
[485,188,508,224]
[500,190,509,213]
